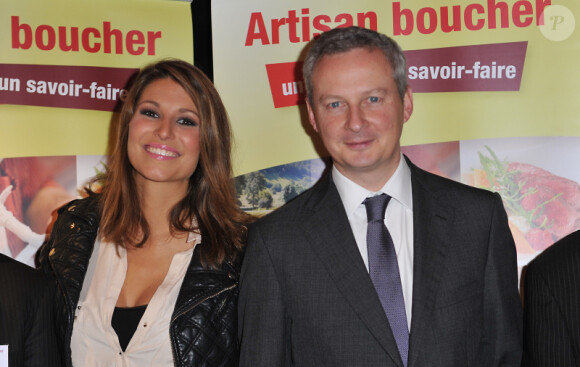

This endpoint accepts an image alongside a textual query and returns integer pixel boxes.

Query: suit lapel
[300,175,405,367]
[406,162,455,367]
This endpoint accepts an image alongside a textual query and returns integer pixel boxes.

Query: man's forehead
[312,49,393,81]
[316,45,385,61]
[314,47,390,71]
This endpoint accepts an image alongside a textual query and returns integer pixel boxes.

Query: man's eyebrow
[317,94,342,102]
[363,88,388,95]
[317,88,389,102]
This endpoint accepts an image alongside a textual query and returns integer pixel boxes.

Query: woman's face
[127,78,201,191]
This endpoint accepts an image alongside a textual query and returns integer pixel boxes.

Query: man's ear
[306,100,319,132]
[403,86,413,123]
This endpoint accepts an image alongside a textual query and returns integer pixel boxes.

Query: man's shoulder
[252,175,333,227]
[0,254,51,298]
[0,253,43,278]
[255,185,317,224]
[527,230,580,277]
[409,160,498,203]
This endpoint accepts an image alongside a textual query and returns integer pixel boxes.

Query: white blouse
[70,231,200,367]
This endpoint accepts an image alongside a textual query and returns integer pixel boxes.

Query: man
[523,229,580,366]
[0,254,60,366]
[238,26,522,366]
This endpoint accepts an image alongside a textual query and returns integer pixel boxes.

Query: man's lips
[344,138,374,149]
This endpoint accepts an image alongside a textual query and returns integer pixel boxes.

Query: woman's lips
[144,144,180,160]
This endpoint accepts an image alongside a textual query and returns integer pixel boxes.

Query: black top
[111,304,147,351]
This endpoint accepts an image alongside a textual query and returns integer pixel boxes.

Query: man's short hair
[303,26,408,104]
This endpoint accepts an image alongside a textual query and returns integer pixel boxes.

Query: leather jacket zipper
[170,283,237,366]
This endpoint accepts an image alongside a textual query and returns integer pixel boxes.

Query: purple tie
[364,194,409,366]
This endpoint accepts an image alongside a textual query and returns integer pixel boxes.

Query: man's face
[307,47,413,191]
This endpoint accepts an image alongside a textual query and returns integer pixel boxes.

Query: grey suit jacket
[239,159,522,366]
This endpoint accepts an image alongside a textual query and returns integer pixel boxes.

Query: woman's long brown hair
[94,59,253,268]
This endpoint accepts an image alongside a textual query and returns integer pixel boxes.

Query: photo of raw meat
[461,137,580,266]
[0,156,77,266]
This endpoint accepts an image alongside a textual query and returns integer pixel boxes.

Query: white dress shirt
[70,230,201,367]
[332,155,414,329]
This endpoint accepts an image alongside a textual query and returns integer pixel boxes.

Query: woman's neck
[136,180,189,240]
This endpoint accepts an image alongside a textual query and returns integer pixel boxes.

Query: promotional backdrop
[212,0,580,272]
[1,0,579,273]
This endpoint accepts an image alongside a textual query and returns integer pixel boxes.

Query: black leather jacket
[37,195,240,367]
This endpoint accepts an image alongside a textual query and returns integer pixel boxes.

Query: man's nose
[345,105,366,132]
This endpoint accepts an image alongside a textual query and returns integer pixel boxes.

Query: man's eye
[368,96,379,103]
[140,109,158,118]
[177,118,198,127]
[329,101,341,109]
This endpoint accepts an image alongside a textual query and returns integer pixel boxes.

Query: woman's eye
[139,109,158,118]
[177,118,198,127]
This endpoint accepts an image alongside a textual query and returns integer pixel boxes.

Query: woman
[37,59,252,366]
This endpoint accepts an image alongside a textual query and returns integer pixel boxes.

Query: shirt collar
[186,217,202,245]
[332,154,413,217]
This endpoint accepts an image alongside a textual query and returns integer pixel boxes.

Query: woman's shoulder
[188,245,241,275]
[47,194,101,247]
[57,194,100,214]
[53,194,101,226]
[37,195,101,269]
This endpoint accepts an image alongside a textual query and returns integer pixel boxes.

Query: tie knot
[364,194,391,222]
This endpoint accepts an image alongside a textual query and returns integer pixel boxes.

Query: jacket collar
[46,195,239,323]
[296,174,406,366]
